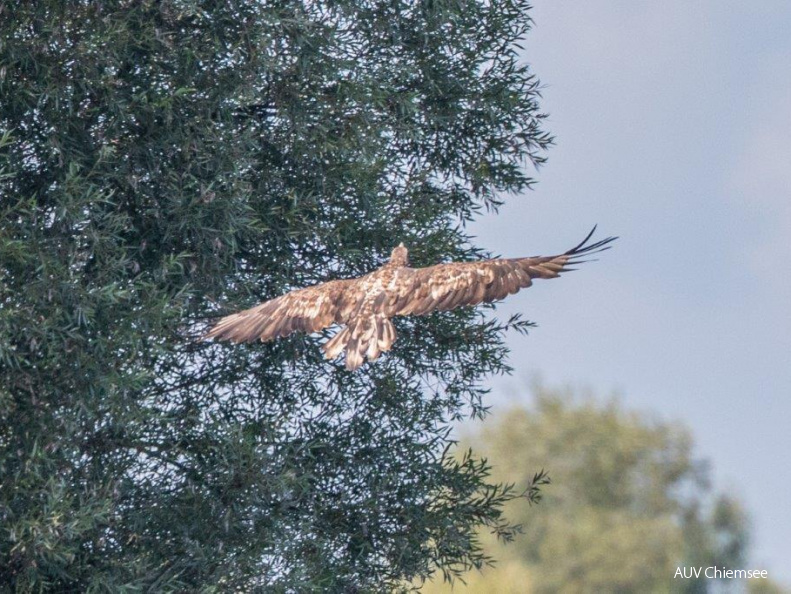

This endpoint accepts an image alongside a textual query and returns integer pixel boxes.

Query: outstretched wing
[388,228,616,317]
[204,279,360,343]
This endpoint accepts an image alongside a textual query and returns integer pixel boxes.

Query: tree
[0,0,551,591]
[421,384,783,594]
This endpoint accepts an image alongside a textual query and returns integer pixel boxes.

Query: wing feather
[204,279,358,343]
[388,228,616,317]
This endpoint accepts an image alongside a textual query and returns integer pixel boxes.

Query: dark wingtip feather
[565,226,618,260]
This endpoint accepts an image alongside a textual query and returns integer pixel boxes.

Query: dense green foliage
[423,384,763,594]
[0,0,551,591]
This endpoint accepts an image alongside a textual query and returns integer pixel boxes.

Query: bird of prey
[204,228,616,370]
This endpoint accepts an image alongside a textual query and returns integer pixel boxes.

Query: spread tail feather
[322,326,350,360]
[322,317,396,370]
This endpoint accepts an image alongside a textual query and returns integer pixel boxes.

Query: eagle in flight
[205,228,616,370]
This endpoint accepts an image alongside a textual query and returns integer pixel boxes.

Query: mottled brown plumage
[204,228,616,370]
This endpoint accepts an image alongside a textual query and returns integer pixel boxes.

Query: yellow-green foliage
[421,384,770,594]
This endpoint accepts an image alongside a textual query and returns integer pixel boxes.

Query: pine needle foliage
[0,1,551,591]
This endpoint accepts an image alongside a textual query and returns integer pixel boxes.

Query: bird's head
[389,242,409,267]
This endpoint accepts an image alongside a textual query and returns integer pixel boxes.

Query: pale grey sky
[471,1,791,584]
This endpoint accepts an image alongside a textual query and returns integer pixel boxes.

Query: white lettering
[702,567,769,579]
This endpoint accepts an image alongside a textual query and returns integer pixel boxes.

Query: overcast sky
[470,1,791,584]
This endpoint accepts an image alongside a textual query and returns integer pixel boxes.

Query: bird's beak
[398,242,405,248]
